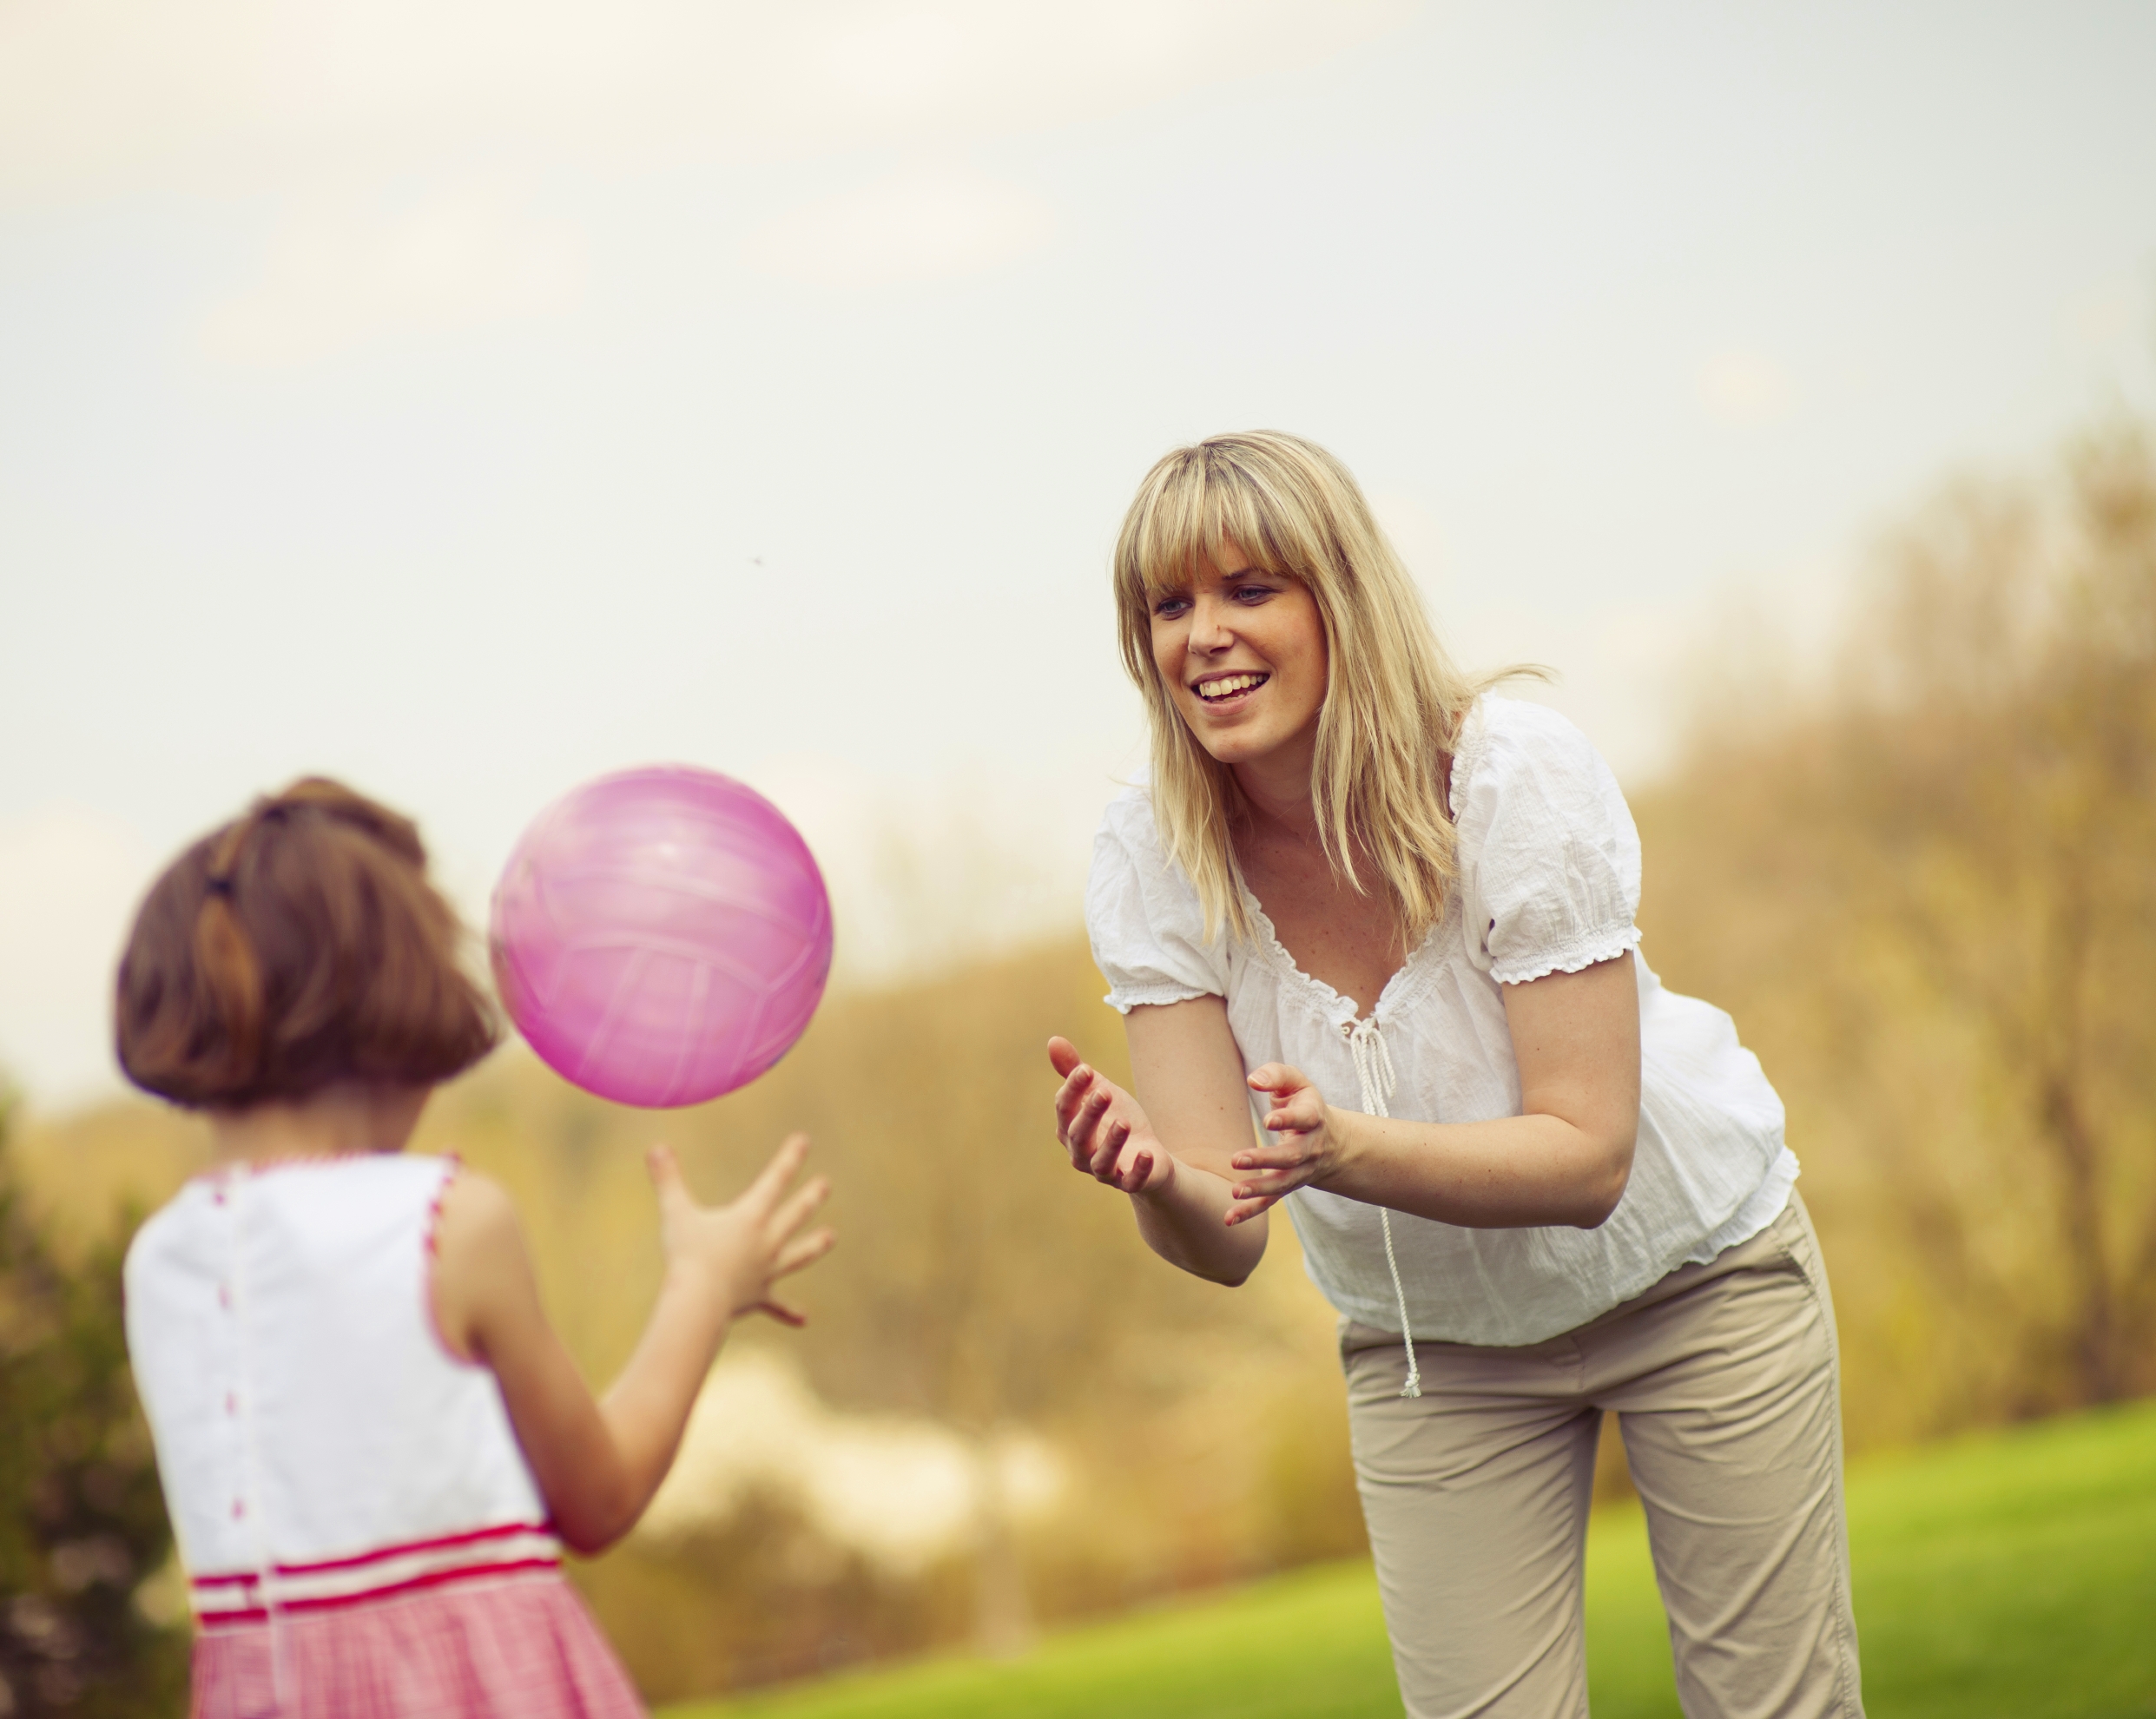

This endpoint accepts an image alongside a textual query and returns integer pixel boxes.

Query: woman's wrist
[1313,1102,1363,1189]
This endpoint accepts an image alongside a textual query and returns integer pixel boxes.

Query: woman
[1048,432,1860,1717]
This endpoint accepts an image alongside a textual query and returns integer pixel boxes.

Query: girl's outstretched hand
[1230,1064,1342,1221]
[648,1136,834,1328]
[1047,1037,1176,1197]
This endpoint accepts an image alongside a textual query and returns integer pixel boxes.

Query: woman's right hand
[1047,1037,1177,1196]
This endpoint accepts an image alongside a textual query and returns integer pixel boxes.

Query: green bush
[0,1093,188,1718]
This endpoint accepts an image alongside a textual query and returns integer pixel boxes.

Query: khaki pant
[1342,1194,1862,1719]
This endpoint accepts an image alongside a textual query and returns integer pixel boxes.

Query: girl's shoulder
[128,1152,458,1258]
[123,1180,202,1286]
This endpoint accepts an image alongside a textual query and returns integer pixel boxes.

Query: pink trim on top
[190,1518,554,1586]
[422,1156,458,1260]
[422,1155,485,1368]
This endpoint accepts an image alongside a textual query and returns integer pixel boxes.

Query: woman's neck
[1231,726,1323,844]
[208,1081,430,1168]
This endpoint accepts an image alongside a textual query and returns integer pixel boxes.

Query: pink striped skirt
[191,1569,644,1718]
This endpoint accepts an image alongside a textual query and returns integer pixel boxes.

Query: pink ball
[489,767,834,1108]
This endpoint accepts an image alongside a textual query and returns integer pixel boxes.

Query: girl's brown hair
[115,779,498,1109]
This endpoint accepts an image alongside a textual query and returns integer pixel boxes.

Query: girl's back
[127,1154,551,1619]
[127,1153,641,1717]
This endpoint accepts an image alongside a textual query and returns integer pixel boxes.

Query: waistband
[190,1521,561,1628]
[1339,1191,1814,1360]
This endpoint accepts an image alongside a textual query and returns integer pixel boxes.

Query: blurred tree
[1639,417,2156,1432]
[679,937,1275,1653]
[1836,421,2156,1407]
[0,1090,188,1716]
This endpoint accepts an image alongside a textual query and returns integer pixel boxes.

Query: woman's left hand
[1228,1064,1347,1223]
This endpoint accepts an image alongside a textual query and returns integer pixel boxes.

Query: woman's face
[1149,540,1328,770]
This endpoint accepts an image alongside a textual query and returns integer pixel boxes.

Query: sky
[3,0,2153,1109]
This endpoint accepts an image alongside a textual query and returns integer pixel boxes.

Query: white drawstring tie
[1344,1017,1421,1399]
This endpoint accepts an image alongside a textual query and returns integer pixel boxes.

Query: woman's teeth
[1197,674,1269,702]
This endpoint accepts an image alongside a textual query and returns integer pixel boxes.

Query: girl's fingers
[772,1228,836,1277]
[748,1133,814,1209]
[1223,1191,1277,1227]
[647,1143,687,1206]
[768,1174,832,1241]
[749,1298,808,1327]
[1119,1149,1154,1192]
[1046,1036,1084,1079]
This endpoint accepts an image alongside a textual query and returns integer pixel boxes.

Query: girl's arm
[430,1136,833,1555]
[1232,953,1640,1228]
[1047,995,1269,1287]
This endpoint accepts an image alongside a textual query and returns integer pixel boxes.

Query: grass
[663,1398,2156,1719]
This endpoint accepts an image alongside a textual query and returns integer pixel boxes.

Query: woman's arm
[430,1137,834,1554]
[1229,953,1640,1229]
[1048,995,1268,1286]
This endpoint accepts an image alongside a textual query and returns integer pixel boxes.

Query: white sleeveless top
[1087,695,1797,1349]
[124,1153,557,1625]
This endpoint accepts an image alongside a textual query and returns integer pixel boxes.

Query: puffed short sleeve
[1086,790,1229,1012]
[1454,700,1643,986]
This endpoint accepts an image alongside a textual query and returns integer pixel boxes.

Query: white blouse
[1087,695,1797,1350]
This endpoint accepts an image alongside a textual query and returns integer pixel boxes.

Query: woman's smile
[1192,670,1272,706]
[1151,540,1327,769]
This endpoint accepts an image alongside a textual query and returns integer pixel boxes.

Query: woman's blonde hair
[1113,430,1525,947]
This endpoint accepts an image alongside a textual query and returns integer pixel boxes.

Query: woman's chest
[1238,843,1408,1020]
[1221,916,1523,1126]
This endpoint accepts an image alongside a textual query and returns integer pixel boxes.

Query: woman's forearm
[1315,1110,1633,1231]
[1131,1158,1269,1286]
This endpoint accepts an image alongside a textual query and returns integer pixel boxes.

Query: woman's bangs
[1134,466,1287,597]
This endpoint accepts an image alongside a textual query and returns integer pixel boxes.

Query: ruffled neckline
[1236,886,1457,1031]
[1235,696,1483,1030]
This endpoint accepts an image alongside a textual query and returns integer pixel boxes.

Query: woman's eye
[1153,595,1191,618]
[1233,584,1275,604]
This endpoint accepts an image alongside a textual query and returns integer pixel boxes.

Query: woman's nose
[1189,595,1233,651]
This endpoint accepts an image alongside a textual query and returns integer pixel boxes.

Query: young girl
[117,778,834,1717]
